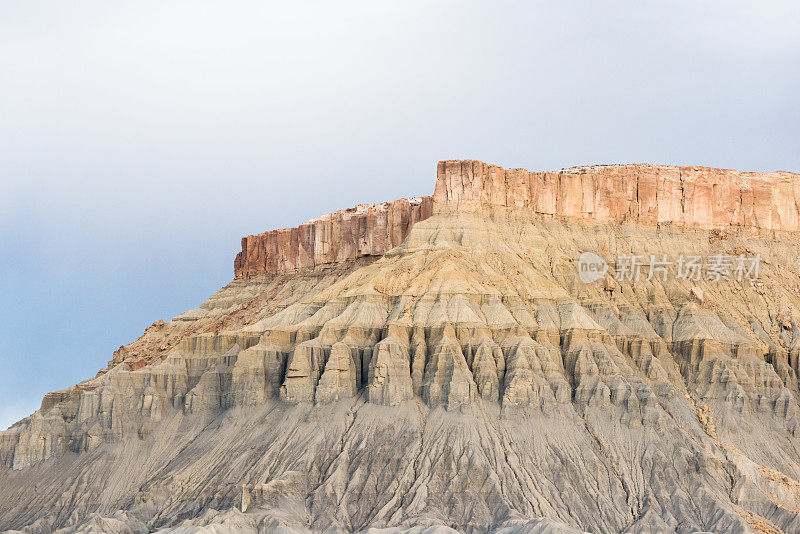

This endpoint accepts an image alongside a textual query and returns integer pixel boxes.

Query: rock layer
[234,197,433,278]
[434,160,800,230]
[235,160,800,279]
[4,160,800,533]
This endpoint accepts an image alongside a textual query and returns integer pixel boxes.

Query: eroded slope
[3,160,800,533]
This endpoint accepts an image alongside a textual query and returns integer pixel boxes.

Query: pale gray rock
[316,342,359,404]
[367,336,414,406]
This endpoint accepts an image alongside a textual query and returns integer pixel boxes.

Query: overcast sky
[1,1,798,429]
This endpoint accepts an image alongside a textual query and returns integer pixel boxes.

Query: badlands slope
[3,161,800,533]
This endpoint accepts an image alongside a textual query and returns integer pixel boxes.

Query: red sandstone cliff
[234,197,433,278]
[235,160,800,278]
[434,160,800,230]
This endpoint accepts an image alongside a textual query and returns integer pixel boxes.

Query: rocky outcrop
[234,197,433,278]
[434,159,800,231]
[235,160,800,279]
[7,160,800,533]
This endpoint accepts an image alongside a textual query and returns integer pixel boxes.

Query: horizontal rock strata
[234,197,433,278]
[236,160,800,279]
[434,160,800,230]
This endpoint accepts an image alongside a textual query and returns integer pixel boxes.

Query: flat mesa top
[439,159,798,182]
[235,159,800,278]
[434,159,800,232]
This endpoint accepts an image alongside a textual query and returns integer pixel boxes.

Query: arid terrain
[4,160,800,533]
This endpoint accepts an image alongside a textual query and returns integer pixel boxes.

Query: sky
[1,1,799,429]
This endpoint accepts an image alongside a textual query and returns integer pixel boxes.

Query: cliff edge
[434,160,800,230]
[235,160,800,278]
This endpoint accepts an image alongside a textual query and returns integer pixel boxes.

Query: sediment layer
[434,160,800,230]
[234,197,433,278]
[235,160,800,279]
